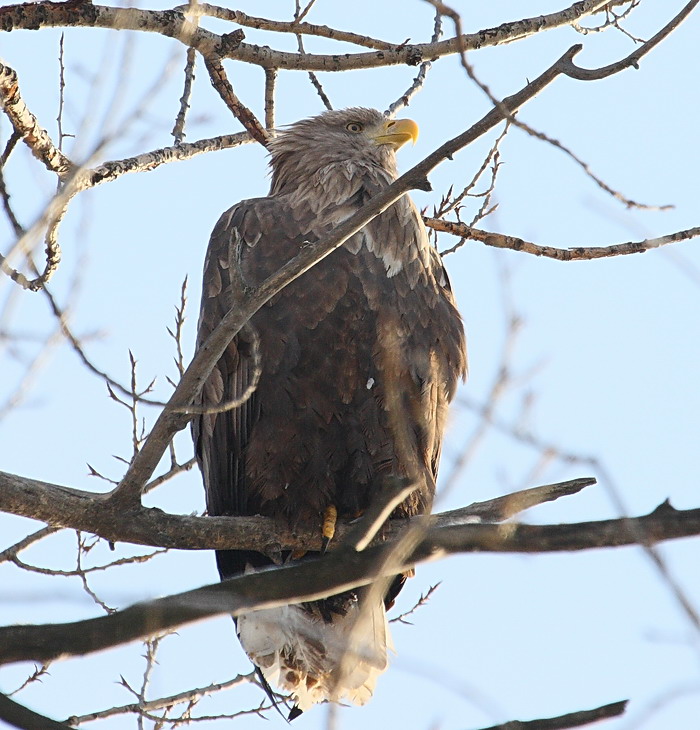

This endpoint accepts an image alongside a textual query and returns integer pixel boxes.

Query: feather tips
[237,596,392,712]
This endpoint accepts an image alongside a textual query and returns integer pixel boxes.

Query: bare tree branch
[0,470,590,550]
[474,700,628,730]
[0,498,697,666]
[0,62,74,178]
[202,54,270,146]
[0,692,73,730]
[172,46,197,144]
[427,218,700,261]
[434,478,596,525]
[0,463,697,557]
[566,0,698,81]
[64,673,256,725]
[0,526,59,564]
[0,1,627,71]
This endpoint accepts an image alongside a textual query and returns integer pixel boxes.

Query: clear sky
[1,1,699,728]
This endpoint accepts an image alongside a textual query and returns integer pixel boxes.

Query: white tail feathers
[237,597,392,712]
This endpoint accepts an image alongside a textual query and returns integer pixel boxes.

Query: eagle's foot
[321,504,337,554]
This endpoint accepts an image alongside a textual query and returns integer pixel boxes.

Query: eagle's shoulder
[205,195,320,293]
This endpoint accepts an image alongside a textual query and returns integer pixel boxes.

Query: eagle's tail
[237,592,392,715]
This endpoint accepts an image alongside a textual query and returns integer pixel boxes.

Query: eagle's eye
[345,122,364,133]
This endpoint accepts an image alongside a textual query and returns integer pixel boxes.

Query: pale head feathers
[268,108,407,196]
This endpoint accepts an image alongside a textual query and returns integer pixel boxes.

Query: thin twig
[172,47,197,144]
[65,674,256,725]
[390,583,440,625]
[294,1,332,110]
[0,526,59,565]
[427,218,700,261]
[428,0,680,212]
[386,8,443,116]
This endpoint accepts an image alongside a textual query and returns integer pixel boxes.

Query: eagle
[192,107,466,716]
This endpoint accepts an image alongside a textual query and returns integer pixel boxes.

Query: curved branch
[0,1,615,71]
[426,219,700,261]
[564,0,699,81]
[202,54,269,146]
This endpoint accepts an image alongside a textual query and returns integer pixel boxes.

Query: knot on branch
[404,45,423,66]
[219,29,245,56]
[412,176,432,192]
[651,498,679,517]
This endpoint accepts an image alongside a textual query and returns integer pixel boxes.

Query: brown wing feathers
[192,108,466,713]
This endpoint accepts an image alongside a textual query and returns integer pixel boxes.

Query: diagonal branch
[434,478,595,525]
[476,700,628,730]
[0,692,73,730]
[0,62,74,178]
[202,54,270,146]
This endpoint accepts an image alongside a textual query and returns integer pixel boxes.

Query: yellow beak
[372,118,419,150]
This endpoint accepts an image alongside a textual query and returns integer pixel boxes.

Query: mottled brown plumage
[192,108,466,714]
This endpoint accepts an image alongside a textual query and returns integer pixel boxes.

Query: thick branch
[0,693,73,730]
[0,470,589,550]
[0,499,697,666]
[0,468,698,554]
[202,55,269,146]
[0,1,616,71]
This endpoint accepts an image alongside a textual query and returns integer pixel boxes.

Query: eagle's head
[268,108,419,197]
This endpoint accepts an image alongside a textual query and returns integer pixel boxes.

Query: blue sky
[1,1,699,728]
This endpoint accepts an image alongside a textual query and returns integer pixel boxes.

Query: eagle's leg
[321,504,338,553]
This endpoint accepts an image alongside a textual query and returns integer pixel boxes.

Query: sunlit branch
[0,0,625,71]
[427,218,700,260]
[0,62,73,178]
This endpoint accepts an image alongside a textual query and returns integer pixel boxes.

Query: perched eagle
[192,107,466,716]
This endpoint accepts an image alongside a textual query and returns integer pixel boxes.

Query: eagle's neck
[269,153,428,278]
[269,146,397,197]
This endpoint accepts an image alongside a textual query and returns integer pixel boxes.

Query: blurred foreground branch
[477,699,628,729]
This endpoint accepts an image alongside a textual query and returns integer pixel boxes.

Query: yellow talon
[321,504,337,553]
